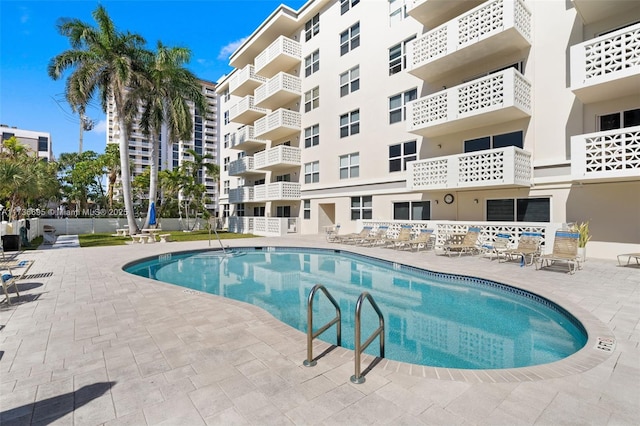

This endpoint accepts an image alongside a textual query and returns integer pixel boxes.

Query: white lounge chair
[1,259,35,305]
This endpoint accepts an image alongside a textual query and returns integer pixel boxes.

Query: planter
[578,246,587,262]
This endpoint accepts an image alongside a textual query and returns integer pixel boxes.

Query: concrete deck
[1,235,638,425]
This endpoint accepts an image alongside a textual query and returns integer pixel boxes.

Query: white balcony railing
[571,126,640,182]
[407,68,531,137]
[254,145,301,171]
[228,186,254,204]
[254,182,301,201]
[229,126,268,150]
[407,146,532,190]
[409,0,531,81]
[254,108,301,140]
[254,36,302,78]
[254,72,302,109]
[228,65,266,97]
[407,0,484,29]
[229,156,260,176]
[570,23,640,103]
[229,95,267,125]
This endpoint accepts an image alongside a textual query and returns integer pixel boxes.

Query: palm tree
[48,4,150,234]
[127,41,209,229]
[99,143,121,209]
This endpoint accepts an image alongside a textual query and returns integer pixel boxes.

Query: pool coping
[122,245,616,384]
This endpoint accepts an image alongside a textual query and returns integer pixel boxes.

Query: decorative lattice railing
[255,72,301,106]
[229,156,255,176]
[230,126,268,149]
[253,182,301,202]
[229,64,266,95]
[571,23,640,88]
[229,187,254,204]
[254,145,301,169]
[408,146,532,190]
[228,216,298,236]
[571,126,640,180]
[254,109,301,138]
[255,36,301,76]
[229,96,266,121]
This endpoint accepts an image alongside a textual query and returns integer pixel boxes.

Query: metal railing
[350,292,385,384]
[303,284,341,367]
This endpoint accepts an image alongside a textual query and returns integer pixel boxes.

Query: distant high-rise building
[215,0,640,257]
[107,79,219,213]
[0,124,54,161]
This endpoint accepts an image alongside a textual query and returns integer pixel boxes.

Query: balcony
[228,65,266,97]
[254,182,301,201]
[228,186,254,204]
[408,0,531,81]
[254,108,301,140]
[407,68,531,137]
[229,96,267,125]
[254,36,302,78]
[572,0,639,25]
[254,145,301,171]
[571,126,640,183]
[228,216,298,236]
[570,23,640,103]
[407,0,483,29]
[229,126,268,151]
[408,146,532,191]
[254,72,302,110]
[229,156,263,177]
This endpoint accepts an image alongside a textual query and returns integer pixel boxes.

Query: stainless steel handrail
[303,284,342,367]
[350,291,385,384]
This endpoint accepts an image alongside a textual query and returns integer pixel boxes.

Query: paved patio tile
[0,235,638,425]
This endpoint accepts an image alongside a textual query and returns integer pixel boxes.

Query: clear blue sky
[0,0,307,157]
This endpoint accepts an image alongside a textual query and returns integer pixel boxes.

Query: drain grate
[596,337,616,352]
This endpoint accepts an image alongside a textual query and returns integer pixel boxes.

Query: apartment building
[216,0,640,258]
[107,79,219,213]
[0,124,54,161]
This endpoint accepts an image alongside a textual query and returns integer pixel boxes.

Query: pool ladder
[303,284,385,384]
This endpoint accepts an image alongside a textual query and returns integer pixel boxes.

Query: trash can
[1,234,21,252]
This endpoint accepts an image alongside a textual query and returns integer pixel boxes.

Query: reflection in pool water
[125,248,587,370]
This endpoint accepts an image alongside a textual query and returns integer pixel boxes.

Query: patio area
[1,234,638,425]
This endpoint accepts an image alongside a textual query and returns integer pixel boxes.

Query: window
[389,0,406,24]
[304,87,320,112]
[351,196,372,220]
[486,198,550,222]
[340,109,360,138]
[253,206,265,216]
[304,50,320,77]
[276,206,291,217]
[389,89,417,124]
[340,66,360,97]
[304,161,319,183]
[598,108,640,131]
[223,157,229,171]
[304,124,319,148]
[223,180,229,195]
[340,153,359,179]
[37,136,49,152]
[464,131,523,153]
[223,133,230,149]
[223,204,229,218]
[389,36,415,75]
[276,174,291,182]
[305,14,319,41]
[341,0,360,15]
[393,201,430,220]
[340,22,360,56]
[223,111,229,125]
[389,140,417,172]
[236,203,245,217]
[303,200,311,219]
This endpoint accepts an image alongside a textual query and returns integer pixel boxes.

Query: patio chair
[406,229,435,252]
[383,225,413,250]
[1,259,35,305]
[480,233,511,260]
[535,231,580,274]
[499,232,542,266]
[444,227,481,257]
[325,224,341,242]
[357,225,390,247]
[334,226,373,244]
[617,253,640,267]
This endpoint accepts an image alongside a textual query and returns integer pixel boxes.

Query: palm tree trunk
[118,118,139,234]
[143,133,160,229]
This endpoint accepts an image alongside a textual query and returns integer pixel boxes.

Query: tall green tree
[99,143,121,209]
[48,4,151,233]
[57,151,105,213]
[127,41,209,229]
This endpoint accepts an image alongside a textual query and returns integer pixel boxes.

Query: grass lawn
[78,230,260,248]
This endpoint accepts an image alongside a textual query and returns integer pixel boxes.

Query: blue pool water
[125,247,587,370]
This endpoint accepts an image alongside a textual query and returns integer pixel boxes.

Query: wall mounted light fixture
[474,199,479,204]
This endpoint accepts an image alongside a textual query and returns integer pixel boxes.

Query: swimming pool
[125,247,587,370]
